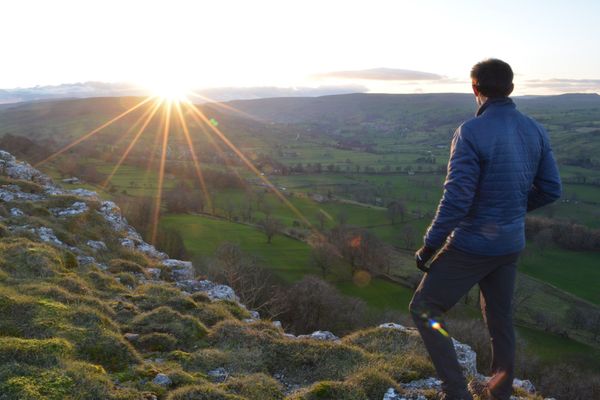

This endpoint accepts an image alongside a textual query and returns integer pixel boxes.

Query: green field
[519,246,600,305]
[160,214,315,283]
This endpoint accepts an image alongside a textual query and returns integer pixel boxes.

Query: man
[409,59,561,400]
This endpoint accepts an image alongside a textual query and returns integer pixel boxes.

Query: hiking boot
[468,380,496,400]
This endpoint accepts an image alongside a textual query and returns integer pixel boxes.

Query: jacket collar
[476,97,514,116]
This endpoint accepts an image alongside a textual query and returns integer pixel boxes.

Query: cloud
[195,85,367,102]
[521,78,600,93]
[314,67,444,81]
[0,82,367,104]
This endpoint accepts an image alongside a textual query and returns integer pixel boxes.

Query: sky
[1,0,599,96]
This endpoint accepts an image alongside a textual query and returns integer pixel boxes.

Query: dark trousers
[409,245,519,400]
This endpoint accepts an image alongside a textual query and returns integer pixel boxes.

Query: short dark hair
[470,59,514,98]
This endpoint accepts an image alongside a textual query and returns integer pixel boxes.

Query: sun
[144,78,191,102]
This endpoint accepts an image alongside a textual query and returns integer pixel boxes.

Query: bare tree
[258,215,284,244]
[399,224,417,249]
[316,210,327,230]
[310,242,339,278]
[209,242,277,311]
[387,200,407,224]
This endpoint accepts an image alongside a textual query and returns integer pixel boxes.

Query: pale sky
[1,0,599,95]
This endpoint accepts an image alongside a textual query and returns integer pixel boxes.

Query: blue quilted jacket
[424,97,562,256]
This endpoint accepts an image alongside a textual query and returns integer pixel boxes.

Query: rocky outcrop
[0,150,551,400]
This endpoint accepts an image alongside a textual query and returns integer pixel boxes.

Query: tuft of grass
[0,238,65,278]
[342,327,423,356]
[166,384,246,400]
[109,259,146,275]
[345,368,402,400]
[71,327,141,371]
[130,306,208,349]
[287,380,367,400]
[137,332,178,352]
[0,337,73,367]
[221,373,284,400]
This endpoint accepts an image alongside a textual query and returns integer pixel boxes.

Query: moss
[221,373,284,400]
[346,368,402,400]
[130,306,208,349]
[0,337,73,367]
[137,333,178,352]
[288,381,367,400]
[166,384,245,400]
[0,238,65,278]
[109,259,146,275]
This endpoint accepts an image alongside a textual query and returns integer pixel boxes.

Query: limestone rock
[152,373,172,387]
[513,378,536,394]
[175,279,238,301]
[10,208,24,217]
[51,201,88,217]
[452,338,478,376]
[207,367,228,383]
[297,330,339,341]
[87,240,107,251]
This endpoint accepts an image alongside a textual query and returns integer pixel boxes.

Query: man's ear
[472,84,480,96]
[507,83,514,96]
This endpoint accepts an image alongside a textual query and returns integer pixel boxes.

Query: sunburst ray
[34,96,155,167]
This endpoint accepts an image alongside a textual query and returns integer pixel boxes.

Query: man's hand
[415,246,437,272]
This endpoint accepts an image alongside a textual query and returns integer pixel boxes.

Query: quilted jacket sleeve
[424,126,480,249]
[527,131,562,211]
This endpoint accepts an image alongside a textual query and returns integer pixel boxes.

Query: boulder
[86,240,108,251]
[207,367,228,383]
[452,338,478,376]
